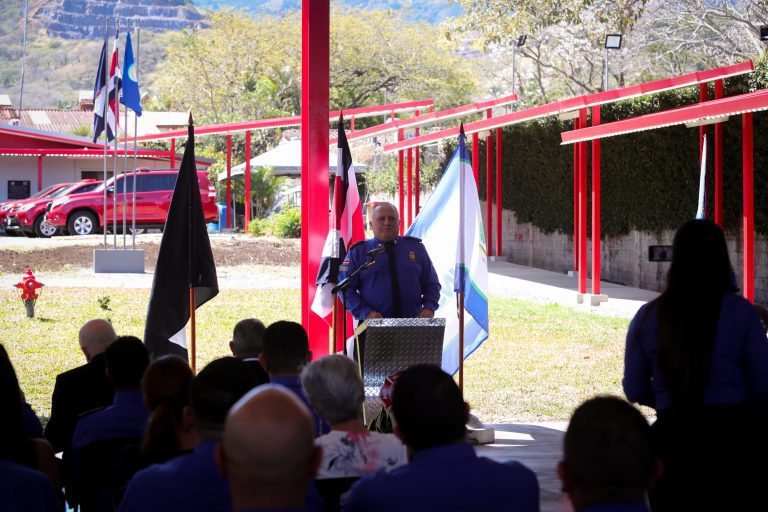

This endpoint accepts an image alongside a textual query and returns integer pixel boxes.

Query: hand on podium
[366,311,383,319]
[418,308,435,318]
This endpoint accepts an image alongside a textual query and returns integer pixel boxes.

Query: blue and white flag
[120,31,142,116]
[406,127,489,375]
[92,41,107,143]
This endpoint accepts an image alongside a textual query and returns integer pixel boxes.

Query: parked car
[7,180,102,238]
[0,183,73,236]
[46,169,218,236]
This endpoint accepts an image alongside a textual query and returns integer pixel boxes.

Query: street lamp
[604,34,622,91]
[511,34,527,98]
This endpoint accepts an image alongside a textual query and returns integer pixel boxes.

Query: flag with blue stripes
[406,129,489,375]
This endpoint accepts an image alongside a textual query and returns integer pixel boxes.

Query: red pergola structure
[383,61,754,302]
[562,87,768,303]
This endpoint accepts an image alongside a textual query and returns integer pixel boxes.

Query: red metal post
[714,79,724,226]
[591,106,601,296]
[244,130,252,229]
[495,127,502,257]
[170,138,176,168]
[486,131,494,257]
[301,0,331,355]
[37,155,43,191]
[397,129,404,234]
[742,112,754,303]
[573,117,580,273]
[406,147,413,227]
[350,115,355,132]
[472,132,479,185]
[699,83,708,216]
[226,135,232,229]
[578,108,588,295]
[415,110,421,215]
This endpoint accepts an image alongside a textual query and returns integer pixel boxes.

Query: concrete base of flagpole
[93,249,145,273]
[466,413,495,445]
[576,293,609,306]
[567,270,578,278]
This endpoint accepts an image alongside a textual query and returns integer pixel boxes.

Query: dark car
[7,180,102,238]
[46,169,218,236]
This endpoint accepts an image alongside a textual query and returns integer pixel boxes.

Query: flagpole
[132,25,140,250]
[458,126,467,393]
[122,99,128,248]
[188,112,197,373]
[112,17,120,249]
[102,18,109,249]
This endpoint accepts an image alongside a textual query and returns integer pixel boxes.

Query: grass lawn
[1,287,634,425]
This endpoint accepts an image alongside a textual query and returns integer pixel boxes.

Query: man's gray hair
[232,318,266,358]
[300,355,363,425]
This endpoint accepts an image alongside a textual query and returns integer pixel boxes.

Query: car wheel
[68,211,98,236]
[33,216,57,238]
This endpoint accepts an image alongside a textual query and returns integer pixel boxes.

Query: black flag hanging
[144,113,218,361]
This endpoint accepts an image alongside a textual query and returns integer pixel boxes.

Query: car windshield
[30,184,62,199]
[50,184,79,198]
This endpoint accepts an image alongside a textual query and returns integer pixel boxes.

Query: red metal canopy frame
[562,87,768,302]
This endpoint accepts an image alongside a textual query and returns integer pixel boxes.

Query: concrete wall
[486,202,768,303]
[0,156,173,202]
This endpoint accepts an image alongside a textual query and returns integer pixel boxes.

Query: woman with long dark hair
[623,219,768,510]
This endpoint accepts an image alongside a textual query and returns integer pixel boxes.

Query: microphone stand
[332,253,379,357]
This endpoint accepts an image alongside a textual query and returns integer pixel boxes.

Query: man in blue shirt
[118,357,258,512]
[558,396,659,512]
[340,202,440,321]
[260,321,330,437]
[343,364,540,512]
[0,459,62,512]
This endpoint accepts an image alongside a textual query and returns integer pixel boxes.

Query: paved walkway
[477,260,658,512]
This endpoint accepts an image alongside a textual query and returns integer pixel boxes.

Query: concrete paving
[474,260,658,512]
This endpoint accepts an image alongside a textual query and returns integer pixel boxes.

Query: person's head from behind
[300,355,363,426]
[141,355,194,464]
[667,219,733,296]
[559,396,658,510]
[230,318,266,359]
[105,336,149,391]
[79,318,117,362]
[188,357,257,440]
[216,385,320,509]
[371,202,400,243]
[260,321,310,376]
[391,364,468,451]
[0,344,25,443]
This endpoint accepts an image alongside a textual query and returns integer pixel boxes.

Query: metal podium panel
[362,318,445,420]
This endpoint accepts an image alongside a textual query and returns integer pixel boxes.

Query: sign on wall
[8,180,30,200]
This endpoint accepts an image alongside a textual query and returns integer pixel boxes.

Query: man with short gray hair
[45,318,117,506]
[229,318,269,385]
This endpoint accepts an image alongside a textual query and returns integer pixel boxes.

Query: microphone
[366,245,386,257]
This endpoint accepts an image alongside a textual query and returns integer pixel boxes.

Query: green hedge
[474,54,768,237]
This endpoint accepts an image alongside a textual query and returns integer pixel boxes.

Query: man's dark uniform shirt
[340,236,440,321]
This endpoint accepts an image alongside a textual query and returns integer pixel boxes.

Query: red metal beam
[387,61,754,153]
[472,132,479,186]
[226,135,232,229]
[714,80,724,226]
[37,155,43,192]
[415,111,421,215]
[562,88,768,144]
[486,130,493,257]
[495,127,503,257]
[591,106,601,296]
[170,138,176,168]
[406,147,413,227]
[398,128,404,235]
[573,117,579,273]
[302,0,331,356]
[245,130,252,229]
[743,112,754,302]
[578,109,588,295]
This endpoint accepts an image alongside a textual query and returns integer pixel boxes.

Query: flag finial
[188,111,194,126]
[459,122,465,136]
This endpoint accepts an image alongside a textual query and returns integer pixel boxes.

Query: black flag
[144,113,218,360]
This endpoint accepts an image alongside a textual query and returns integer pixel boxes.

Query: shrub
[273,207,301,238]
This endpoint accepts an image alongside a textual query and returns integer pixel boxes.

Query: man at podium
[340,202,440,322]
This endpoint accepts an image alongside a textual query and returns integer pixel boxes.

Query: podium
[356,317,446,420]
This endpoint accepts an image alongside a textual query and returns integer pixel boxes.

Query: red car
[7,180,102,238]
[0,183,73,236]
[46,169,218,236]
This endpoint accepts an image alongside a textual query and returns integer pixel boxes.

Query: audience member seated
[70,336,150,511]
[623,219,768,511]
[301,355,407,478]
[216,385,322,512]
[229,318,270,385]
[118,357,257,512]
[261,320,330,436]
[0,459,62,512]
[140,355,195,466]
[343,364,540,512]
[45,318,117,497]
[21,392,44,439]
[559,396,659,512]
[0,344,60,486]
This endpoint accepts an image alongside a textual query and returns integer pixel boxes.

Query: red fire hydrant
[15,269,43,318]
